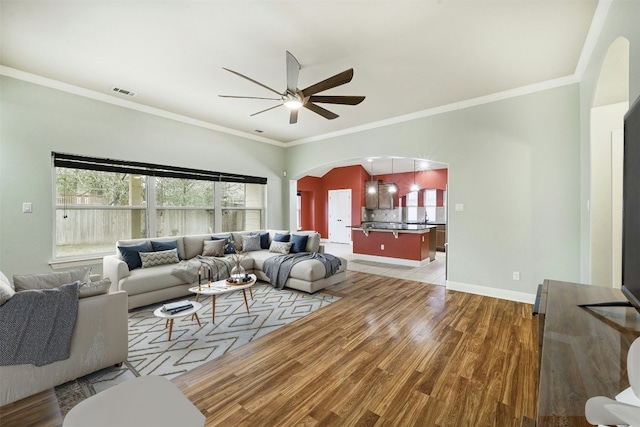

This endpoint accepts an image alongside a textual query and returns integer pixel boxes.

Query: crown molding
[0,65,285,148]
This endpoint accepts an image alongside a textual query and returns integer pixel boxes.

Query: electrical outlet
[381,244,384,250]
[513,272,520,280]
[22,202,33,213]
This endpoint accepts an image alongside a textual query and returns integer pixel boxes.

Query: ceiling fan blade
[223,67,282,97]
[250,104,283,117]
[286,51,300,94]
[289,109,298,124]
[308,95,365,105]
[219,95,282,100]
[304,102,339,120]
[301,69,354,96]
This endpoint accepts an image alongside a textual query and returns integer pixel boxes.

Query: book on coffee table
[162,300,193,314]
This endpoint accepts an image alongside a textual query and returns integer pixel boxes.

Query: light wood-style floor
[0,271,538,426]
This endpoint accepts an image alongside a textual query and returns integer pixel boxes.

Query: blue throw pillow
[211,236,237,254]
[260,232,270,249]
[117,241,150,270]
[273,233,290,243]
[290,234,309,253]
[151,240,182,260]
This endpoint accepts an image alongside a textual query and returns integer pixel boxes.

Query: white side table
[153,301,202,341]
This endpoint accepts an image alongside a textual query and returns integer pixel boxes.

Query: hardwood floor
[0,272,538,426]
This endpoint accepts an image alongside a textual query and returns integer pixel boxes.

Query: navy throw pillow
[151,240,182,260]
[211,236,237,254]
[273,233,290,243]
[290,234,309,253]
[117,241,150,270]
[260,232,270,249]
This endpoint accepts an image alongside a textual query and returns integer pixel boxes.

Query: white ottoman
[63,376,205,427]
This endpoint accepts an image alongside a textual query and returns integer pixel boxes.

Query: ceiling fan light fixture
[284,98,303,109]
[284,92,303,110]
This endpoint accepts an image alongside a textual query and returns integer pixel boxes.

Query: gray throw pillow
[242,234,261,252]
[13,267,92,292]
[203,239,225,257]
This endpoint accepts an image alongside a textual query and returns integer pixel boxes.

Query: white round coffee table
[189,274,257,323]
[153,301,202,341]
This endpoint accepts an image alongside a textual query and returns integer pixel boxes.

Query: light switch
[455,203,464,212]
[22,202,33,213]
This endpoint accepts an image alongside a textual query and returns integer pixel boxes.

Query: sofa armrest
[103,255,130,292]
[318,245,325,254]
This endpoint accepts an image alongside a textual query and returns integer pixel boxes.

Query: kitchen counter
[351,223,436,266]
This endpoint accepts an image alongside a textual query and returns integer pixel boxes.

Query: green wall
[287,85,581,300]
[0,76,286,280]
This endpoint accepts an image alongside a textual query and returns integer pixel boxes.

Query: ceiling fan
[219,51,365,124]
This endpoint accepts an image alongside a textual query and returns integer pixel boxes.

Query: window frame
[51,152,267,261]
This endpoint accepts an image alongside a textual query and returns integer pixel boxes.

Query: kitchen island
[350,222,437,267]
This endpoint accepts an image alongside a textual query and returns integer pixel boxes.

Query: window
[55,168,147,257]
[424,189,437,223]
[53,152,266,259]
[220,182,264,232]
[154,177,215,236]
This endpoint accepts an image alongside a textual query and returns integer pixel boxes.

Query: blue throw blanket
[262,253,342,290]
[0,282,79,366]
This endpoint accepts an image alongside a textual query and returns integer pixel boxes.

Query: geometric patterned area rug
[55,283,339,416]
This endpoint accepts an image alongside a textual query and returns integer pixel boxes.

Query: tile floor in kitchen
[322,241,447,286]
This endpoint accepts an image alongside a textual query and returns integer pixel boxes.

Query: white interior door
[328,189,351,243]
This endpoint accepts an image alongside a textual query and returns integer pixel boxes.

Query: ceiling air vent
[111,87,137,97]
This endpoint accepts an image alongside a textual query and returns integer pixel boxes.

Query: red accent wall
[297,165,369,238]
[298,167,448,239]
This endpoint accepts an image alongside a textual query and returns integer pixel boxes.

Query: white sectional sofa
[103,230,348,310]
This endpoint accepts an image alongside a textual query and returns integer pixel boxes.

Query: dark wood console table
[535,279,640,426]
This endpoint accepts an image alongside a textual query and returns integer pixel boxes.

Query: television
[621,93,640,313]
[579,93,640,313]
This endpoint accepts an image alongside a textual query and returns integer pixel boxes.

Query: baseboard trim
[352,253,430,268]
[446,280,536,304]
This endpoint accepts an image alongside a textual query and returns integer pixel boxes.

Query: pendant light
[367,159,376,194]
[388,158,397,193]
[410,160,419,192]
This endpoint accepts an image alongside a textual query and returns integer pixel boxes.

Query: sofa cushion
[290,234,309,253]
[118,242,151,270]
[242,234,261,252]
[269,241,292,254]
[150,239,183,260]
[203,240,224,257]
[183,234,214,260]
[119,264,186,296]
[140,249,180,268]
[13,267,92,292]
[297,231,321,253]
[78,278,111,298]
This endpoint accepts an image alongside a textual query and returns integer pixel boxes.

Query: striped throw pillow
[140,249,180,268]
